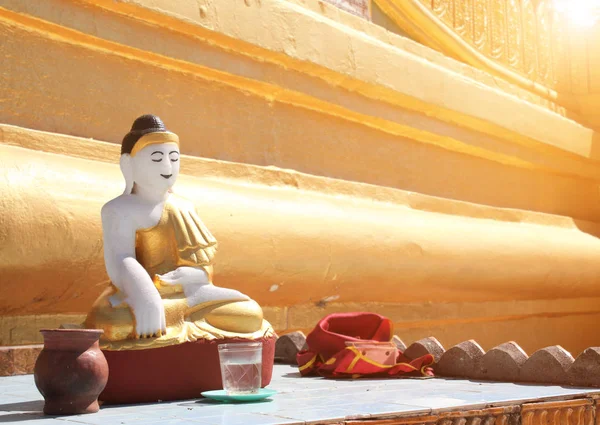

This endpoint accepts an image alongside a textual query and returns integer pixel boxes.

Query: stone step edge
[6,333,600,387]
[0,345,43,377]
[276,332,600,388]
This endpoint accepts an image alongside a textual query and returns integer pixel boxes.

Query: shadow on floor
[0,400,44,412]
[281,372,302,379]
[0,412,49,423]
[0,400,49,423]
[189,398,273,406]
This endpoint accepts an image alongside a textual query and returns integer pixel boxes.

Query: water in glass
[218,342,262,395]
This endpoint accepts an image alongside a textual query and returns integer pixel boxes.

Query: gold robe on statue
[85,194,273,351]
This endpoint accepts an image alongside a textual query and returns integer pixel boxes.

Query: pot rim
[40,328,103,335]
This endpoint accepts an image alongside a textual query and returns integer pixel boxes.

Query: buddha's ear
[120,154,134,195]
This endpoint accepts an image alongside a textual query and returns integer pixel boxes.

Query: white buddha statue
[85,115,272,350]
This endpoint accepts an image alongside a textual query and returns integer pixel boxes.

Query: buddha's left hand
[157,267,210,287]
[157,266,249,308]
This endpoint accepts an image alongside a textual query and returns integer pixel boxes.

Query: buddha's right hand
[124,283,167,339]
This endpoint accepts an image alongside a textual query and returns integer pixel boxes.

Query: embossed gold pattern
[473,0,489,55]
[453,0,472,39]
[419,0,567,86]
[433,0,454,27]
[506,0,522,69]
[379,0,581,101]
[490,0,506,61]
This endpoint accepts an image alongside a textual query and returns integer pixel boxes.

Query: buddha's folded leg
[182,282,249,308]
[192,300,264,334]
[85,288,136,341]
[85,288,188,342]
[86,286,264,342]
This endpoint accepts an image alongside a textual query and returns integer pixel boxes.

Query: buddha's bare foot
[136,329,165,339]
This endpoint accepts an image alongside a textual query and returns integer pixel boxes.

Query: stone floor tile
[0,398,44,413]
[274,402,430,423]
[0,411,58,424]
[0,375,35,384]
[268,406,352,424]
[134,420,216,425]
[155,403,292,423]
[176,399,281,416]
[388,395,487,412]
[186,413,303,425]
[1,391,43,400]
[271,395,358,409]
[0,382,36,392]
[339,402,431,418]
[93,407,157,417]
[59,413,150,424]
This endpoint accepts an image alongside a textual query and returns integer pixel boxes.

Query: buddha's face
[131,143,180,193]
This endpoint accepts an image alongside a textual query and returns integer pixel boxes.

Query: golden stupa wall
[1,0,600,356]
[569,23,600,131]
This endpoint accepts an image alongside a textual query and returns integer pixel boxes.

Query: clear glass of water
[217,342,262,395]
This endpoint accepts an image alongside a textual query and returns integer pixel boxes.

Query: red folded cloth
[297,312,434,378]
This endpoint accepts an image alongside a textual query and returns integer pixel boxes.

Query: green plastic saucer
[201,388,277,402]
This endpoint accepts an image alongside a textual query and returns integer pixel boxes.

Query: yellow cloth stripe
[130,132,179,157]
[298,354,317,372]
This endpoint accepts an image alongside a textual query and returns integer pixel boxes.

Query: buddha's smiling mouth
[161,174,172,179]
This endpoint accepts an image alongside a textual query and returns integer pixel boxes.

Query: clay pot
[34,329,108,415]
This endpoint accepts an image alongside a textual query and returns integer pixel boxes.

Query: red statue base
[99,336,276,404]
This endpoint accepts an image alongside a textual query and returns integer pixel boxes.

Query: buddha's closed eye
[151,151,164,163]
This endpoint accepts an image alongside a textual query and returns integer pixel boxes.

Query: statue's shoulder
[167,193,196,212]
[101,195,137,221]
